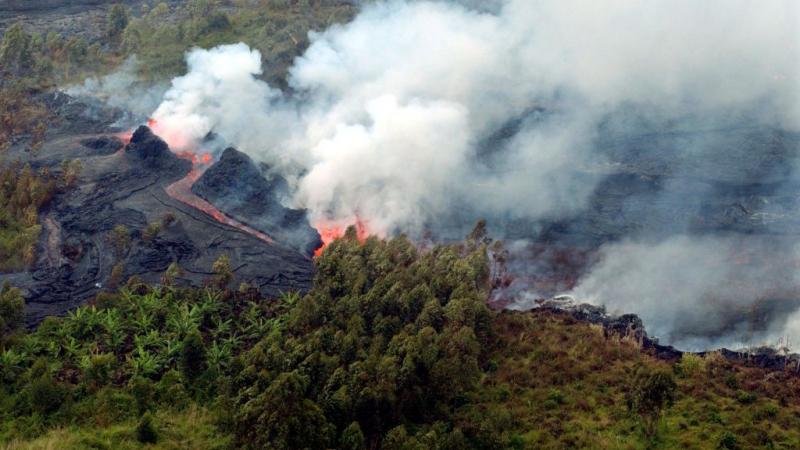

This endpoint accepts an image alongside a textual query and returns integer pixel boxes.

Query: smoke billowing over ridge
[124,0,800,349]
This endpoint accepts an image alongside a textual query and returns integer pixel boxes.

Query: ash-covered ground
[1,93,318,326]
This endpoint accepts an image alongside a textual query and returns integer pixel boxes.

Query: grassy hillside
[2,227,800,449]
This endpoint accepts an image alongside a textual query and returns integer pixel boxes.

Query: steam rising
[571,236,800,350]
[123,0,800,348]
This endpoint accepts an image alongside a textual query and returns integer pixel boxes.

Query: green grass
[2,406,230,450]
[476,311,800,449]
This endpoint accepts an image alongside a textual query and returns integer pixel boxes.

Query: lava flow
[165,160,274,245]
[123,120,275,244]
[313,216,370,257]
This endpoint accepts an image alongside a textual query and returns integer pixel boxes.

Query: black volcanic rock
[192,147,321,255]
[4,95,314,327]
[79,136,124,156]
[124,126,191,173]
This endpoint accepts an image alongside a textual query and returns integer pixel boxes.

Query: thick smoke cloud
[571,236,800,350]
[138,0,799,349]
[151,0,798,232]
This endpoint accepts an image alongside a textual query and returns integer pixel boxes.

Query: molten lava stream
[165,161,274,244]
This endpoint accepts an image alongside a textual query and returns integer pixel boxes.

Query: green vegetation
[0,0,355,89]
[0,163,57,271]
[118,0,357,83]
[2,227,800,449]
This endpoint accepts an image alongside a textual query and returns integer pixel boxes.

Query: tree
[627,370,677,437]
[27,375,67,415]
[107,4,130,42]
[82,353,116,389]
[109,262,125,289]
[235,371,334,449]
[189,0,212,20]
[109,225,131,256]
[162,261,182,287]
[179,330,206,381]
[340,421,366,450]
[142,222,162,242]
[0,22,33,76]
[466,219,491,250]
[0,87,49,155]
[61,159,82,187]
[0,281,24,339]
[211,254,233,289]
[136,412,158,443]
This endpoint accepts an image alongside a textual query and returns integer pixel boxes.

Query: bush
[179,330,206,381]
[156,369,190,410]
[718,430,738,449]
[129,377,154,415]
[675,353,705,378]
[0,281,24,338]
[109,225,131,256]
[736,390,757,405]
[82,353,116,388]
[627,370,677,437]
[27,375,67,415]
[136,412,158,444]
[142,222,162,242]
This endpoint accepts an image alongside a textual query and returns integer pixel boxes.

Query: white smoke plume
[66,56,169,119]
[143,0,799,348]
[150,0,798,233]
[570,236,800,350]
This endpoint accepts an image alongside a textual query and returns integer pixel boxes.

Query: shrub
[95,388,136,423]
[27,375,67,415]
[82,353,116,388]
[718,430,738,449]
[736,390,757,405]
[109,225,131,256]
[675,353,705,378]
[129,377,154,415]
[155,369,190,410]
[136,412,158,444]
[0,281,24,338]
[108,262,125,289]
[627,370,677,436]
[179,330,206,381]
[142,222,162,242]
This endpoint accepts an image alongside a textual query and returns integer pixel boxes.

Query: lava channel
[165,163,274,244]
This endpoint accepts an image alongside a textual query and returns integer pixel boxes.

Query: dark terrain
[192,147,322,256]
[0,0,186,42]
[1,93,317,326]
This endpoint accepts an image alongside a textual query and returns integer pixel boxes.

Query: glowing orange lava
[313,217,370,257]
[116,130,133,145]
[165,152,274,245]
[146,117,194,150]
[116,120,275,245]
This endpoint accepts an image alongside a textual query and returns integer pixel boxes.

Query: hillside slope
[2,230,800,449]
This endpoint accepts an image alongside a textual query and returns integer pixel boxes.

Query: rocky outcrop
[192,147,322,256]
[125,126,191,173]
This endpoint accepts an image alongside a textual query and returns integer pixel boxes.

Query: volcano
[192,147,322,256]
[1,94,316,326]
